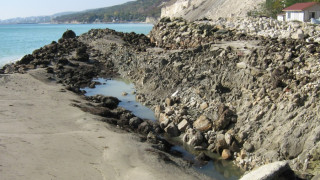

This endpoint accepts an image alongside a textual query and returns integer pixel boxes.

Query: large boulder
[240,161,290,180]
[62,30,76,39]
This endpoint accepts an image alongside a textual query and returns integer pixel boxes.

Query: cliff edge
[161,0,264,21]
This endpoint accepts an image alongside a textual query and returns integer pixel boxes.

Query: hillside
[161,0,264,21]
[54,0,169,23]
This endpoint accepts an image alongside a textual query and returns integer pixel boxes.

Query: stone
[102,97,120,109]
[230,141,240,153]
[159,113,170,128]
[129,117,142,128]
[165,97,174,106]
[216,134,228,152]
[200,102,209,110]
[62,30,76,39]
[240,161,290,180]
[243,142,254,152]
[222,149,232,160]
[291,29,304,40]
[147,131,158,144]
[164,122,180,137]
[183,129,204,147]
[122,92,128,96]
[18,54,34,65]
[177,119,188,132]
[239,149,247,159]
[225,133,233,145]
[165,107,174,116]
[138,122,152,134]
[154,105,163,118]
[237,62,247,69]
[214,109,232,130]
[193,115,212,132]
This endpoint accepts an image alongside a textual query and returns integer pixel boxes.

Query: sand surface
[0,70,207,180]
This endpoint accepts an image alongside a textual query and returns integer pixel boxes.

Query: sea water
[0,23,153,67]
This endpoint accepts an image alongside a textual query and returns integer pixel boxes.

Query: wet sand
[0,69,208,180]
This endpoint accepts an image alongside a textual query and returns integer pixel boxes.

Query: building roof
[283,2,319,11]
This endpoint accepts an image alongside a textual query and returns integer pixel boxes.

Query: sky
[0,0,134,20]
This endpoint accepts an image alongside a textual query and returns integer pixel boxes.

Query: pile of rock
[107,19,320,176]
[208,16,320,42]
[3,19,320,178]
[149,17,255,50]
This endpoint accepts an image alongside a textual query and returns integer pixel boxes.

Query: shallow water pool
[81,78,156,121]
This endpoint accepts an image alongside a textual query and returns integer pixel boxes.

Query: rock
[122,92,128,96]
[147,131,158,144]
[240,161,290,180]
[222,149,232,160]
[62,30,76,39]
[193,115,212,132]
[291,29,304,40]
[164,122,180,137]
[129,117,143,128]
[183,129,204,147]
[214,109,232,130]
[243,142,254,152]
[165,107,174,116]
[138,122,152,134]
[230,141,240,153]
[102,96,120,109]
[177,119,188,132]
[165,97,174,106]
[239,149,247,159]
[154,105,164,118]
[225,133,233,145]
[17,54,34,65]
[237,62,247,69]
[216,134,228,152]
[200,102,209,110]
[159,113,170,128]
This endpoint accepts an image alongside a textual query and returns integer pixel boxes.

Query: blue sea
[0,23,153,68]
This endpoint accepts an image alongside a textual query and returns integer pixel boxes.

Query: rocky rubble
[104,18,319,178]
[1,17,320,178]
[206,16,320,42]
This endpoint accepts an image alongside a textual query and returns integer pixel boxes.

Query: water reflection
[81,78,156,121]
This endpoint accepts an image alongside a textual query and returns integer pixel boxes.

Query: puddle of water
[167,136,243,180]
[81,78,156,121]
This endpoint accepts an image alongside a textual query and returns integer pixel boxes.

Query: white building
[282,2,320,22]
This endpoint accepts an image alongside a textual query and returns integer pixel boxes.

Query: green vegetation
[248,0,320,18]
[53,0,169,23]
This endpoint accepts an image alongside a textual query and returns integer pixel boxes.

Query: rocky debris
[103,18,320,177]
[150,18,256,49]
[209,16,320,43]
[2,17,320,178]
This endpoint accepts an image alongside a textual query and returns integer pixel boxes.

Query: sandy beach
[0,69,208,180]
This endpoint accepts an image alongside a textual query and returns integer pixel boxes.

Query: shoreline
[0,69,210,180]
